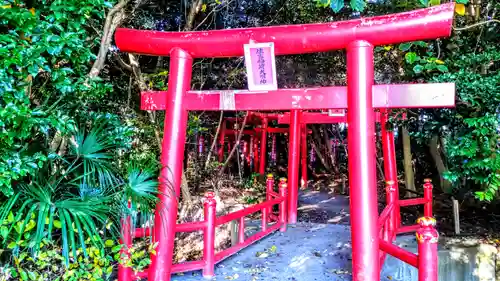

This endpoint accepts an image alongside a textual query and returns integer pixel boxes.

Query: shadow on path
[298,189,351,224]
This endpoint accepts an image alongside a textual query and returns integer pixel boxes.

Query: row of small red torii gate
[207,110,401,192]
[115,3,456,281]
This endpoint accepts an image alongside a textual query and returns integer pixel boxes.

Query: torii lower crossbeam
[141,83,455,111]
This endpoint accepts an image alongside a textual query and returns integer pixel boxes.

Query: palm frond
[1,116,133,266]
[0,173,116,266]
[71,123,118,189]
[122,163,159,215]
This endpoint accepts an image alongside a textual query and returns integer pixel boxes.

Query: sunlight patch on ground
[328,214,349,223]
[297,204,320,210]
[288,253,312,274]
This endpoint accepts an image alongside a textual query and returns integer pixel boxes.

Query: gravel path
[172,190,357,281]
[171,222,354,281]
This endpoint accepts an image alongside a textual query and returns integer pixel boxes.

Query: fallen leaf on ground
[329,268,351,275]
[225,273,239,280]
[269,245,277,253]
[255,251,269,258]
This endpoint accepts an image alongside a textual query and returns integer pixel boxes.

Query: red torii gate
[115,3,455,281]
[217,113,291,174]
[221,113,314,175]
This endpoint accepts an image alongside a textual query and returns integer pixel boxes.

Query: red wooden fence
[119,176,287,280]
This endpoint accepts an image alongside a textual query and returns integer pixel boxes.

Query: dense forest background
[0,0,499,279]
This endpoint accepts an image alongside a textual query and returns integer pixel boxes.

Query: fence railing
[118,175,287,280]
[378,179,438,281]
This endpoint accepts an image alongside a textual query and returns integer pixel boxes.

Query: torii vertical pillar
[380,109,401,229]
[149,48,193,281]
[347,41,379,281]
[253,134,259,172]
[287,109,301,223]
[259,118,268,176]
[218,120,226,162]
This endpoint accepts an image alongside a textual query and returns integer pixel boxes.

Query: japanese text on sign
[244,42,277,91]
[256,48,267,84]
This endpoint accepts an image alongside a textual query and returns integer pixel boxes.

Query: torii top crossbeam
[116,3,454,58]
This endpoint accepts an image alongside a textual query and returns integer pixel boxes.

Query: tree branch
[128,54,148,91]
[184,0,203,31]
[89,0,130,78]
[453,19,500,31]
[217,113,249,176]
[113,53,132,72]
[205,111,224,169]
[126,54,162,151]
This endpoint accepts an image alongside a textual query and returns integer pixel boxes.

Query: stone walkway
[297,189,350,224]
[172,222,354,281]
[172,190,355,281]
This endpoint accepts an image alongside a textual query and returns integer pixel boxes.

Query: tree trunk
[402,127,416,197]
[181,169,192,205]
[205,111,224,169]
[322,125,337,173]
[311,125,332,171]
[429,135,450,192]
[217,113,249,177]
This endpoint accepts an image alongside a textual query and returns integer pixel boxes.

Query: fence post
[266,174,274,217]
[385,180,397,240]
[203,192,217,278]
[380,109,401,229]
[423,179,433,217]
[259,118,268,177]
[238,216,245,243]
[261,175,269,232]
[118,216,133,281]
[416,216,439,281]
[279,178,288,232]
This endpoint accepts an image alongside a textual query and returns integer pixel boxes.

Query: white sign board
[244,42,278,91]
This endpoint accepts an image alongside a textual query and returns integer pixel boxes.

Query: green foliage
[393,41,450,75]
[113,238,153,274]
[330,0,344,13]
[314,0,364,12]
[350,0,366,12]
[0,120,158,266]
[0,212,152,280]
[145,70,169,90]
[0,1,161,270]
[187,114,209,137]
[242,173,266,204]
[3,238,117,281]
[419,0,429,7]
[122,164,159,215]
[0,0,113,196]
[398,34,500,201]
[434,49,500,201]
